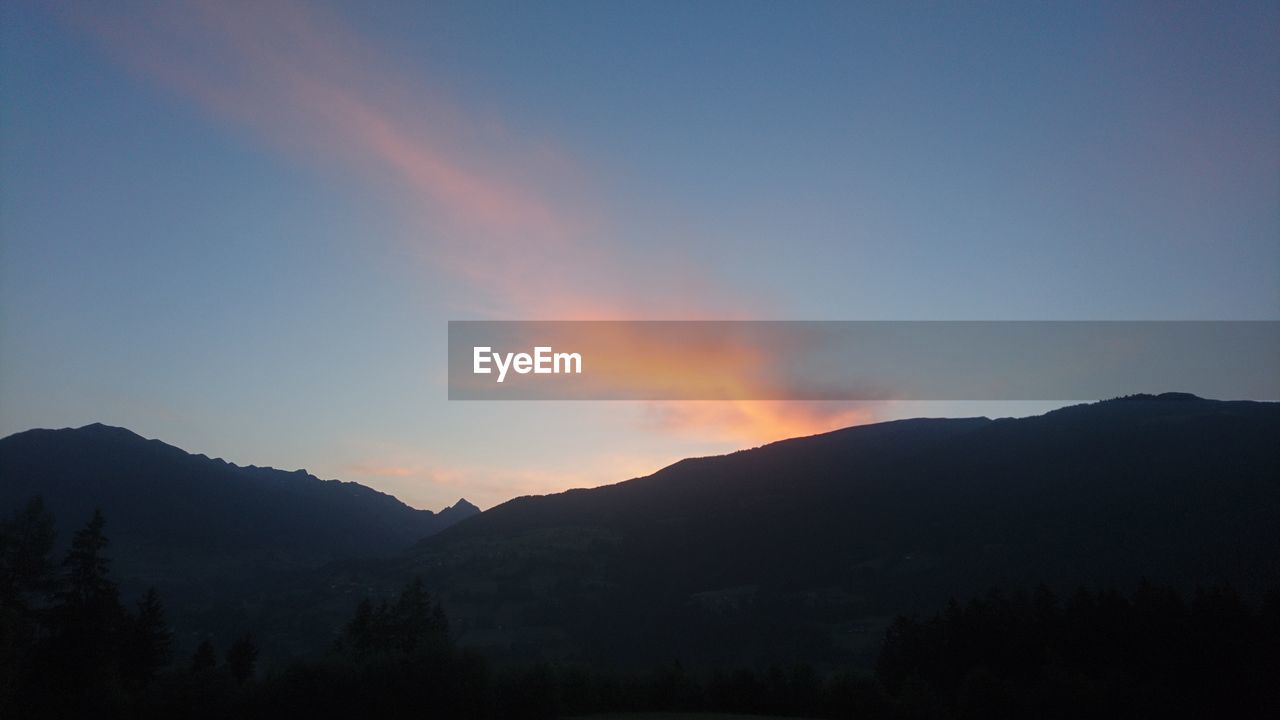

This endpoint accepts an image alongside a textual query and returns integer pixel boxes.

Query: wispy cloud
[72,0,596,308]
[70,1,878,491]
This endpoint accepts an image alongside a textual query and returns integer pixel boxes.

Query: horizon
[2,390,1263,512]
[3,4,1279,715]
[3,1,1277,510]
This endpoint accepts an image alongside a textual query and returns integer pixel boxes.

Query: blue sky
[2,1,1277,509]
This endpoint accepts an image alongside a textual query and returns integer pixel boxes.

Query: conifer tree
[125,587,173,686]
[227,632,258,683]
[190,638,217,674]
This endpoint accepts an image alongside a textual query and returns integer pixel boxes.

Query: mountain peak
[75,422,146,440]
[443,498,481,517]
[1,424,476,554]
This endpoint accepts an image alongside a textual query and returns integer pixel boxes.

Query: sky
[2,1,1277,510]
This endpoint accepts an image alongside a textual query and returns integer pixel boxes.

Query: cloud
[71,0,603,311]
[640,401,876,444]
[343,462,418,479]
[69,1,883,491]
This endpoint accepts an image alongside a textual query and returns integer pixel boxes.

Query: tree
[54,509,125,649]
[59,509,117,611]
[123,587,173,688]
[226,633,258,683]
[336,578,453,660]
[0,497,58,709]
[0,496,56,613]
[390,577,436,655]
[338,597,375,655]
[190,639,217,674]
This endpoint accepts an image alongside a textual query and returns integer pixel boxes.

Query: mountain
[0,423,478,655]
[4,397,1277,674]
[378,394,1280,671]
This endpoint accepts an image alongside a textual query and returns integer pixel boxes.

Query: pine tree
[190,638,217,674]
[339,597,375,655]
[59,509,117,611]
[124,587,173,687]
[55,509,124,644]
[392,577,453,656]
[0,496,57,613]
[336,578,453,661]
[391,577,433,654]
[226,633,258,683]
[0,497,58,710]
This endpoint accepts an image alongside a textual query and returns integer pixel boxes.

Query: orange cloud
[70,2,881,482]
[641,401,876,445]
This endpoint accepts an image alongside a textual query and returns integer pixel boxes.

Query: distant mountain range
[0,423,476,656]
[385,393,1280,671]
[2,394,1277,672]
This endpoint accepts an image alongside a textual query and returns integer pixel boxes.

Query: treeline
[423,581,1280,718]
[4,499,1279,718]
[0,498,488,719]
[876,583,1280,718]
[1,499,179,717]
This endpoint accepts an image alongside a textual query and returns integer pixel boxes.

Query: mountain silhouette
[3,396,1277,673]
[0,423,477,655]
[383,394,1280,671]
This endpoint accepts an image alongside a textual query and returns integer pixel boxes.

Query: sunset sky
[2,1,1277,510]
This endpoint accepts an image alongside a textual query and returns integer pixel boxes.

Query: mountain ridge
[0,422,479,658]
[3,396,1276,670]
[390,395,1280,670]
[2,422,473,516]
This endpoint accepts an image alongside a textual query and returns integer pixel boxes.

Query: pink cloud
[71,0,601,311]
[68,2,884,493]
[343,462,418,479]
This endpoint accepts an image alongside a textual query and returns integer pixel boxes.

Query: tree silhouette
[190,638,218,674]
[58,509,118,613]
[0,497,57,711]
[123,587,173,689]
[51,508,126,671]
[0,497,56,651]
[338,597,375,655]
[336,577,451,660]
[7,498,1278,717]
[389,577,447,655]
[0,496,56,613]
[4,508,173,717]
[226,632,258,683]
[873,583,1280,717]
